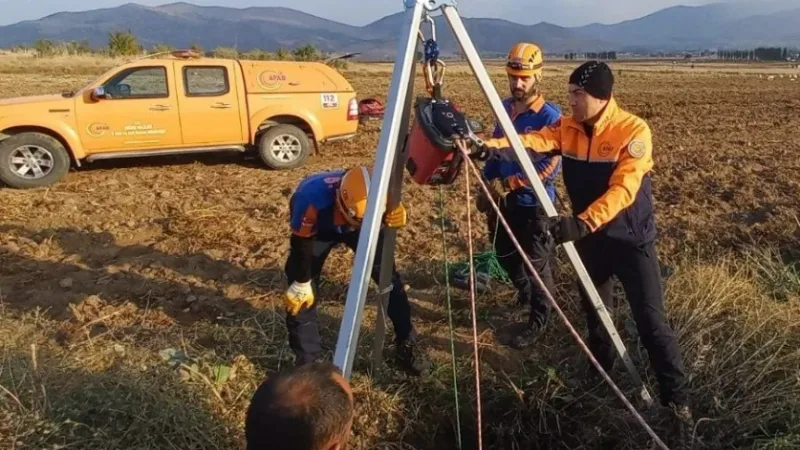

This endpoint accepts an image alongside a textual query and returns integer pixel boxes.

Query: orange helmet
[336,166,374,226]
[506,42,544,77]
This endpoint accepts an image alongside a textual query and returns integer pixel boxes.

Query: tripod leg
[333,0,424,380]
[371,62,416,370]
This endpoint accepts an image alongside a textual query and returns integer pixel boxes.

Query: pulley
[405,97,483,186]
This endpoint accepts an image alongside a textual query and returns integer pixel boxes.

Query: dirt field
[1,57,800,450]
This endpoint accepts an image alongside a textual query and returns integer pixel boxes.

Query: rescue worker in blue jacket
[471,61,693,446]
[283,166,431,376]
[478,42,562,349]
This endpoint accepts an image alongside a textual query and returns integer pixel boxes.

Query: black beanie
[569,61,614,100]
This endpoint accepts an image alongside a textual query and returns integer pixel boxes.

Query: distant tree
[65,40,92,55]
[292,44,318,61]
[33,39,57,57]
[213,46,238,59]
[275,47,292,60]
[108,30,140,56]
[241,49,275,60]
[152,44,175,54]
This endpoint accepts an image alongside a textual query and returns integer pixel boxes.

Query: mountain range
[0,1,798,59]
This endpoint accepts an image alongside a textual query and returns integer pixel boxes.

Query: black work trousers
[284,231,413,366]
[575,234,689,406]
[489,195,555,328]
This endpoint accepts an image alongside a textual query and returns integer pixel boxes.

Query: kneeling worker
[471,61,692,433]
[480,42,562,349]
[283,166,431,376]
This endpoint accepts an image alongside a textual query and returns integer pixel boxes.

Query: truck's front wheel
[0,132,71,189]
[257,124,311,170]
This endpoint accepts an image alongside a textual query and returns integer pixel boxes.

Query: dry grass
[2,253,798,449]
[1,55,800,449]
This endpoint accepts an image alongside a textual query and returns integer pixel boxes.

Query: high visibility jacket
[289,169,357,238]
[482,97,657,245]
[483,95,562,207]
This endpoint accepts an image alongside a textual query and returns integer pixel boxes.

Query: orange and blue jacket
[483,95,562,208]
[482,97,656,245]
[287,169,361,283]
[289,169,357,239]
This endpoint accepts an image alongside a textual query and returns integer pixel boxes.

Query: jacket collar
[507,94,546,117]
[592,96,619,135]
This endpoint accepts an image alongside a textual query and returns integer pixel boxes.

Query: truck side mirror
[91,86,107,101]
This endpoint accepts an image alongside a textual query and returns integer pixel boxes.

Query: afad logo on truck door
[258,71,287,91]
[86,122,110,137]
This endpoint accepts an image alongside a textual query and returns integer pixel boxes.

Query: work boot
[509,321,545,349]
[393,337,432,376]
[664,402,695,450]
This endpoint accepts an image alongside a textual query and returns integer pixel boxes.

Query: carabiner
[421,12,436,43]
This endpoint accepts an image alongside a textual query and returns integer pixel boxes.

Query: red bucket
[405,97,469,186]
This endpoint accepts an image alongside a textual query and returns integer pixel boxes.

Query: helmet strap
[335,189,361,227]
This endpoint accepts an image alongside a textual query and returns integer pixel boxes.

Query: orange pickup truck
[0,50,360,189]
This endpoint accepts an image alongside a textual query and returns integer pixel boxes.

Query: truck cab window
[184,66,229,96]
[103,67,168,99]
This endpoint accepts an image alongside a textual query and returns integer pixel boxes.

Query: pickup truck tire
[0,132,70,189]
[258,124,311,170]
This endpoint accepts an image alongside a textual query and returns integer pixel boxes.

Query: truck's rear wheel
[0,132,70,189]
[258,124,311,170]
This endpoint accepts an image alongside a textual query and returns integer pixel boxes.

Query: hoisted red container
[405,96,471,186]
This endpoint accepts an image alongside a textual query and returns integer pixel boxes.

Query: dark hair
[245,362,354,450]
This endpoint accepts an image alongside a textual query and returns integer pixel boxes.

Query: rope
[438,185,463,450]
[455,142,671,450]
[463,157,484,450]
[450,191,511,287]
[450,250,510,285]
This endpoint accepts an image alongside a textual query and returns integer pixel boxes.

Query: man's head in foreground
[568,60,614,123]
[246,362,355,450]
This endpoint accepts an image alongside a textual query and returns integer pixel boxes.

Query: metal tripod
[332,0,654,407]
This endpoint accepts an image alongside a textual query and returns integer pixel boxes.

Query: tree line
[717,47,792,61]
[564,52,618,60]
[19,29,329,64]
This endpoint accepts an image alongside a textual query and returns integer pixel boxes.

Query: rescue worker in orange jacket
[479,42,562,349]
[470,61,693,436]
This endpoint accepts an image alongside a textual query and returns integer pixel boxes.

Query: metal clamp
[405,0,458,11]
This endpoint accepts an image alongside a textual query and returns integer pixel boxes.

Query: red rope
[454,141,670,450]
[463,156,484,450]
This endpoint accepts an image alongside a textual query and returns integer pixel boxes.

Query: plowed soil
[1,61,800,449]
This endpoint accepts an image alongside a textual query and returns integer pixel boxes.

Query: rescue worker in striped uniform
[470,61,693,444]
[478,42,562,349]
[283,166,431,376]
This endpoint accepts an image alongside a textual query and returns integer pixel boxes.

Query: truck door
[176,61,244,146]
[76,64,183,152]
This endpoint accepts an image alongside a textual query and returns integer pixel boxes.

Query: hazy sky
[0,0,750,27]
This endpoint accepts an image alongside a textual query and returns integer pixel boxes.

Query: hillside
[574,0,800,51]
[0,1,798,56]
